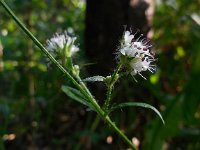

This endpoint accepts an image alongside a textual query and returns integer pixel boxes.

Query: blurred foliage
[0,0,87,149]
[143,0,200,149]
[0,0,200,149]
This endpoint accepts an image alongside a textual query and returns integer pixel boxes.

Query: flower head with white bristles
[46,30,80,76]
[118,29,156,80]
[46,31,79,59]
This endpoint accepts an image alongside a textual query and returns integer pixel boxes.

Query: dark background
[0,0,200,149]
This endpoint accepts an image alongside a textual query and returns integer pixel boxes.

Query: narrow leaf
[61,85,88,106]
[110,102,165,124]
[83,76,105,82]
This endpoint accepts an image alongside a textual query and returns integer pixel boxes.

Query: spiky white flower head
[119,30,156,79]
[46,31,79,58]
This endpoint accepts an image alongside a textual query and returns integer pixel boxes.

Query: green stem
[104,85,112,111]
[104,63,122,111]
[91,116,101,131]
[112,63,122,82]
[104,116,137,150]
[0,1,136,149]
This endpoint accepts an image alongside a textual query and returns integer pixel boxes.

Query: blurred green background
[0,0,200,149]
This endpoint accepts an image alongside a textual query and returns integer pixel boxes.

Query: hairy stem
[104,63,122,112]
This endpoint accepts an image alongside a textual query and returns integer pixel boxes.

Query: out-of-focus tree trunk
[85,0,154,76]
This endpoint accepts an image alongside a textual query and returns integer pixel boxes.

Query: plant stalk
[104,63,122,112]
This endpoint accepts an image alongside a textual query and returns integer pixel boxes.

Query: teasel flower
[46,31,79,61]
[118,29,156,79]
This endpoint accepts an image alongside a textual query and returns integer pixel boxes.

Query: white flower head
[46,30,79,58]
[119,29,156,79]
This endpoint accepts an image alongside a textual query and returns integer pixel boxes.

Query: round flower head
[119,29,156,79]
[46,31,79,59]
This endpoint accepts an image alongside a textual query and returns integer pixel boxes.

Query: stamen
[138,72,147,80]
[140,38,146,43]
[144,40,150,45]
[150,65,156,67]
[148,68,154,73]
[148,67,156,72]
[136,34,143,42]
[145,53,154,58]
[148,58,155,62]
[133,29,140,36]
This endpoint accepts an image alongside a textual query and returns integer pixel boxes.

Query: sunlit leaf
[83,76,105,82]
[110,102,165,124]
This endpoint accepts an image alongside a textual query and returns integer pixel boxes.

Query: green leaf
[110,102,165,124]
[61,85,88,106]
[83,76,105,82]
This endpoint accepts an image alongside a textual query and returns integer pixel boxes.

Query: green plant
[0,0,164,149]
